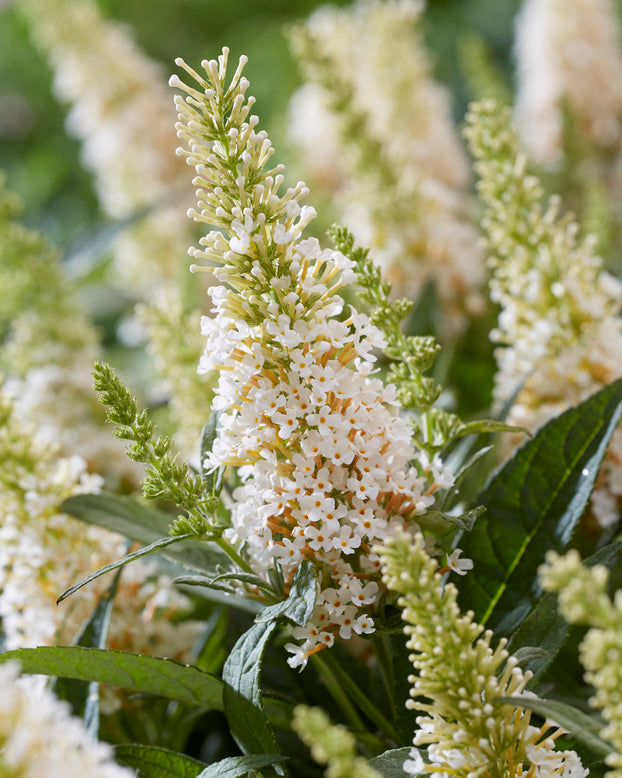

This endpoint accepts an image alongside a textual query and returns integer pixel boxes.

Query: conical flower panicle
[379,531,588,778]
[541,550,622,778]
[172,49,451,667]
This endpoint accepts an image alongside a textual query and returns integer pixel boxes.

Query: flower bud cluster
[541,550,622,778]
[379,531,587,778]
[292,705,382,778]
[172,49,452,667]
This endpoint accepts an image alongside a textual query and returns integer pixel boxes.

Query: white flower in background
[287,0,484,334]
[0,391,201,680]
[0,662,135,778]
[17,0,193,293]
[0,177,143,488]
[16,0,215,461]
[172,48,454,667]
[466,100,622,528]
[515,0,622,164]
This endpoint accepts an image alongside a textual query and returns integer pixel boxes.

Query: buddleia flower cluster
[0,388,105,650]
[515,0,622,164]
[17,0,214,460]
[171,48,457,669]
[17,0,193,294]
[287,0,484,334]
[541,550,622,778]
[0,175,142,487]
[379,531,588,778]
[0,662,134,778]
[0,388,201,676]
[466,99,622,527]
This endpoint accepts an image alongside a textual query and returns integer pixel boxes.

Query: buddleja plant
[2,45,622,778]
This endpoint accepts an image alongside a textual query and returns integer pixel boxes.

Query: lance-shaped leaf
[53,567,121,735]
[457,378,622,632]
[368,748,413,778]
[61,492,226,573]
[57,534,193,603]
[196,754,286,778]
[0,647,224,709]
[115,744,208,778]
[223,621,281,765]
[222,562,318,772]
[173,571,277,600]
[497,697,611,759]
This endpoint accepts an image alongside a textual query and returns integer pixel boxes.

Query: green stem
[213,536,255,575]
[310,653,366,732]
[318,650,401,746]
[371,635,395,715]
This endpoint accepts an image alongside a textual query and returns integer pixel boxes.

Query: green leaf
[57,534,193,604]
[457,419,529,439]
[196,754,285,778]
[219,564,317,772]
[255,560,318,626]
[223,621,282,763]
[497,697,612,758]
[458,379,622,631]
[417,505,485,537]
[195,608,228,676]
[368,748,413,778]
[507,539,622,682]
[0,647,223,709]
[174,572,276,599]
[61,493,225,573]
[115,744,208,778]
[200,411,225,496]
[53,568,121,735]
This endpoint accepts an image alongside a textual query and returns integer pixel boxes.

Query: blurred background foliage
[0,0,520,242]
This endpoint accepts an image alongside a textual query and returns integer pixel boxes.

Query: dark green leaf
[196,754,285,778]
[497,697,611,758]
[507,539,622,682]
[368,748,413,778]
[458,379,622,631]
[0,647,223,709]
[61,493,225,573]
[195,608,228,676]
[57,534,193,603]
[255,560,318,626]
[223,621,282,764]
[115,744,208,778]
